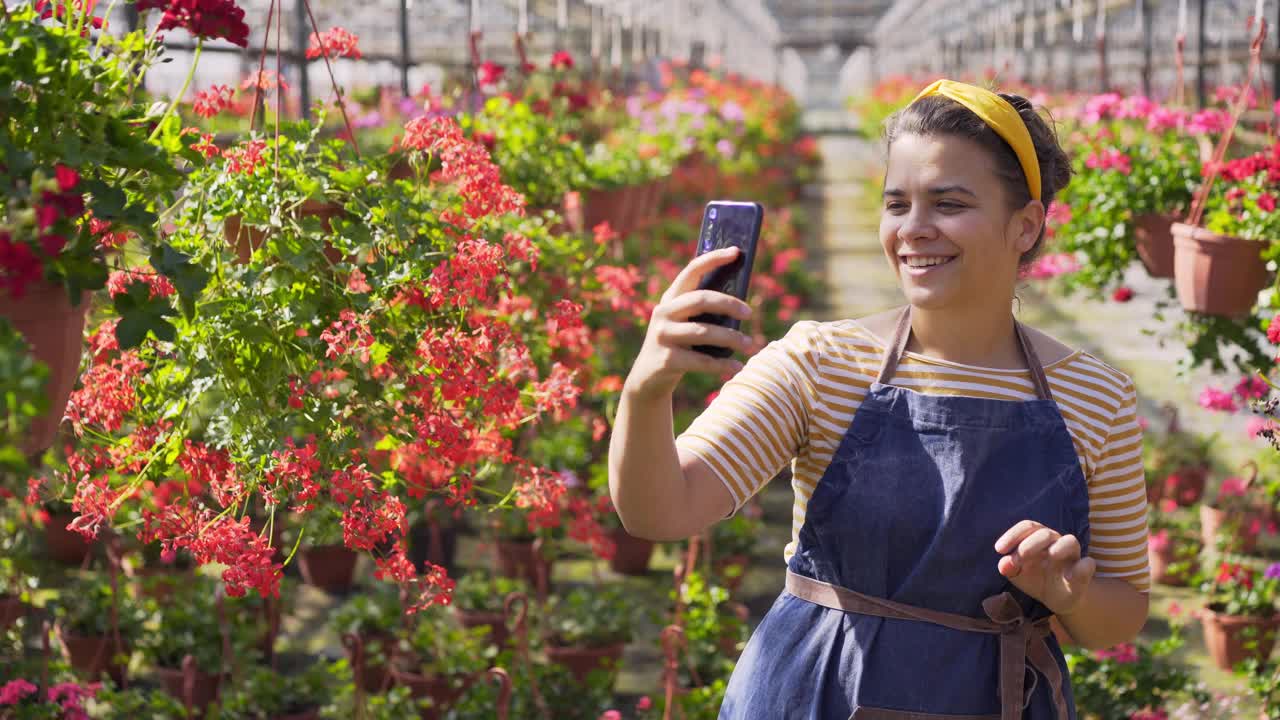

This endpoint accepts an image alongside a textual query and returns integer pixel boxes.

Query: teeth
[902,256,953,268]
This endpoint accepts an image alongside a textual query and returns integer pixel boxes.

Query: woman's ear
[1010,200,1046,254]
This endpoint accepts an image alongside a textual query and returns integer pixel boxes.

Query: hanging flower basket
[1133,212,1177,278]
[297,543,359,593]
[1147,529,1201,587]
[59,628,129,685]
[608,526,655,576]
[1172,223,1269,316]
[493,539,552,595]
[544,641,626,683]
[223,199,347,265]
[155,664,225,712]
[44,512,93,566]
[1,281,90,456]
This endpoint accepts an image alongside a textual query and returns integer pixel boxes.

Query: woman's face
[878,132,1042,312]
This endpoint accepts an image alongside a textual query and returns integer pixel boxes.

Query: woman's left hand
[994,520,1095,616]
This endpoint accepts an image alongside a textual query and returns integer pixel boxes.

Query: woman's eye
[937,202,966,211]
[885,202,907,212]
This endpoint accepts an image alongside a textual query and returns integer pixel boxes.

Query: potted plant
[543,585,634,684]
[1147,503,1202,587]
[0,677,101,718]
[1198,561,1280,671]
[0,500,40,632]
[0,2,220,455]
[451,570,531,648]
[127,541,196,601]
[671,571,749,689]
[405,500,462,576]
[1142,406,1214,507]
[1201,465,1274,555]
[330,583,403,693]
[388,606,494,720]
[1172,143,1279,316]
[491,506,556,596]
[53,574,149,685]
[88,684,189,719]
[291,509,359,593]
[215,663,333,720]
[139,578,260,710]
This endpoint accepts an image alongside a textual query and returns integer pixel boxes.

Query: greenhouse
[9,0,1280,717]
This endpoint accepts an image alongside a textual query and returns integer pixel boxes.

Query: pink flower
[636,696,653,711]
[478,61,505,86]
[1187,109,1230,135]
[1115,95,1156,120]
[1137,416,1151,430]
[550,50,574,70]
[54,164,80,191]
[1095,643,1139,663]
[1269,313,1280,344]
[0,679,37,705]
[1020,252,1079,280]
[1159,498,1177,513]
[1046,201,1073,228]
[1247,416,1277,438]
[1260,193,1277,213]
[1149,528,1170,551]
[1083,93,1122,123]
[1167,601,1183,618]
[1235,375,1269,400]
[1129,709,1168,720]
[1146,107,1185,132]
[1220,476,1248,497]
[598,712,623,720]
[1112,286,1134,302]
[1198,386,1239,412]
[1085,148,1131,175]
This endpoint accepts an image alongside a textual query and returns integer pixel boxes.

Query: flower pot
[494,540,551,593]
[1199,608,1279,671]
[1172,223,1269,316]
[346,630,395,693]
[582,186,636,238]
[0,280,90,456]
[608,527,655,576]
[1133,213,1177,278]
[545,641,625,683]
[223,200,347,265]
[60,629,128,685]
[454,607,510,647]
[156,665,225,711]
[0,594,29,631]
[1148,533,1200,587]
[44,513,92,565]
[1201,503,1264,555]
[389,668,464,720]
[297,543,358,593]
[409,518,458,575]
[1164,464,1208,507]
[273,708,320,720]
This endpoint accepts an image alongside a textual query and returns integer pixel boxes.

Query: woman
[608,79,1149,719]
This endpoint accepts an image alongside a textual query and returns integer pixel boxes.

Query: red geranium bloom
[54,164,80,191]
[477,61,505,86]
[192,84,235,118]
[1111,286,1134,303]
[550,50,574,70]
[137,0,250,47]
[307,26,361,60]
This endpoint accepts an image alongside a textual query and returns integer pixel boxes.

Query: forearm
[1056,577,1149,650]
[607,387,690,541]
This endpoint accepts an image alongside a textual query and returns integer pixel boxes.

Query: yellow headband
[910,79,1041,201]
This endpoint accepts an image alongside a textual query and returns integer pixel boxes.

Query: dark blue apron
[719,308,1091,720]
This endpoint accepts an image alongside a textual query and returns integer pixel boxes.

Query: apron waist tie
[785,570,1069,720]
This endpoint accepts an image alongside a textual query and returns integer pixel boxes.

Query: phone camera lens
[709,208,718,220]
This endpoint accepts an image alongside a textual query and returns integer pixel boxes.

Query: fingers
[667,346,746,376]
[665,246,742,300]
[994,520,1045,554]
[657,321,756,355]
[661,289,753,325]
[1065,556,1096,585]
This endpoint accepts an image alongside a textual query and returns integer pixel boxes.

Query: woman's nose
[896,205,938,244]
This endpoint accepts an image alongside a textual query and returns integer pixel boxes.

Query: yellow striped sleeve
[676,320,823,513]
[1083,373,1150,592]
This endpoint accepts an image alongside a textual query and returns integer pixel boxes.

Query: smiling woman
[610,79,1151,720]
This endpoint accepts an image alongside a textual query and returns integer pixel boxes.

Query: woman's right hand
[623,247,760,401]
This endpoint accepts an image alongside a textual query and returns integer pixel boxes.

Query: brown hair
[881,92,1072,266]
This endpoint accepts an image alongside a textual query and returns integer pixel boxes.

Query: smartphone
[690,200,764,358]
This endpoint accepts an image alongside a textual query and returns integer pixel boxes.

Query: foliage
[0,319,48,475]
[395,605,495,678]
[137,576,263,673]
[52,573,149,639]
[1065,615,1207,718]
[215,663,332,718]
[1199,562,1280,618]
[87,683,188,719]
[452,570,531,614]
[448,655,616,720]
[671,571,747,687]
[545,585,635,647]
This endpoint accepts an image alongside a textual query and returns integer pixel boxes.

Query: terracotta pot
[1133,213,1177,278]
[156,665,224,711]
[454,607,510,647]
[0,280,90,456]
[390,668,463,720]
[60,629,129,685]
[297,543,358,592]
[713,553,751,593]
[0,594,29,631]
[408,519,458,575]
[223,200,347,265]
[1200,608,1279,671]
[1148,534,1200,587]
[545,641,625,683]
[582,186,635,237]
[608,527,655,576]
[1201,503,1264,555]
[494,540,551,593]
[1164,464,1208,507]
[1172,223,1269,316]
[346,630,395,693]
[44,513,92,565]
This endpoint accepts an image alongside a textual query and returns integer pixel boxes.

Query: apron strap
[786,571,1069,720]
[876,306,1055,402]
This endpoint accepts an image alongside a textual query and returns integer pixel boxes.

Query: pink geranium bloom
[1115,95,1156,120]
[1187,109,1230,135]
[1198,386,1239,412]
[1247,416,1277,438]
[1220,476,1248,497]
[1083,93,1122,123]
[1146,106,1185,132]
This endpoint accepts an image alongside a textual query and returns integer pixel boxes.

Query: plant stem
[147,39,202,144]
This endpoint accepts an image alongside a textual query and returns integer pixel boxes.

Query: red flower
[1111,286,1134,302]
[477,61,505,86]
[137,0,249,47]
[240,69,289,92]
[107,269,176,299]
[54,164,80,191]
[307,27,362,60]
[39,234,67,257]
[1269,313,1280,344]
[191,84,235,118]
[550,50,574,70]
[1260,193,1278,213]
[222,139,268,175]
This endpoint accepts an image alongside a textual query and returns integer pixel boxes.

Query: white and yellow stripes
[677,319,1151,593]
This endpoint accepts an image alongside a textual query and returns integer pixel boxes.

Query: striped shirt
[676,319,1151,592]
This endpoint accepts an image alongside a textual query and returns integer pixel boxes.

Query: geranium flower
[1219,476,1248,497]
[477,61,505,86]
[137,0,250,47]
[1094,643,1139,663]
[191,84,234,118]
[550,50,574,70]
[307,26,361,60]
[1259,193,1277,212]
[1198,386,1239,412]
[1186,108,1229,135]
[107,269,176,299]
[0,679,37,705]
[1085,148,1131,175]
[1235,375,1269,400]
[1112,286,1134,302]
